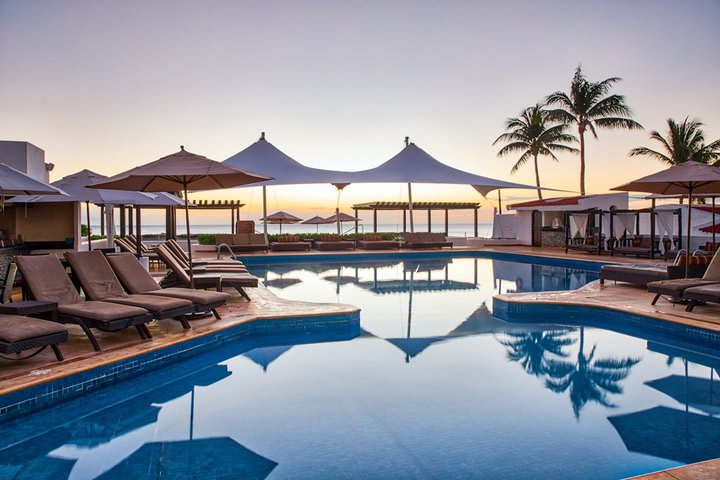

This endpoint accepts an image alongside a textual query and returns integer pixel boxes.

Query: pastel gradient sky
[1,0,719,225]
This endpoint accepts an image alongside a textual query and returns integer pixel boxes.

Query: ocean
[91,222,494,238]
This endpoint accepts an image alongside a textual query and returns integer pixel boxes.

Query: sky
[1,0,719,226]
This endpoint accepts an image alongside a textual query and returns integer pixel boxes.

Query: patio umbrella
[612,161,720,275]
[260,211,302,234]
[90,146,271,287]
[0,163,67,197]
[319,212,361,234]
[302,215,326,233]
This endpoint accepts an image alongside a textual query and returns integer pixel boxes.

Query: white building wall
[0,141,48,181]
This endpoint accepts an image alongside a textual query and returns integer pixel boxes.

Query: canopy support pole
[183,179,194,289]
[498,190,502,212]
[373,209,377,233]
[444,209,449,236]
[474,208,479,238]
[231,207,235,234]
[100,206,105,236]
[262,186,268,241]
[135,206,142,255]
[354,208,360,233]
[119,207,126,237]
[713,196,716,248]
[85,201,92,251]
[403,210,407,233]
[408,183,414,233]
[128,207,133,234]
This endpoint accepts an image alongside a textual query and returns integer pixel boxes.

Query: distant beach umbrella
[260,211,303,234]
[301,215,326,233]
[90,147,271,287]
[319,212,361,223]
[612,161,720,275]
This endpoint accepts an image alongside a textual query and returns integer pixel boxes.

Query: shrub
[197,233,216,245]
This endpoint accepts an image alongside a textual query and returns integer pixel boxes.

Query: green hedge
[197,233,216,245]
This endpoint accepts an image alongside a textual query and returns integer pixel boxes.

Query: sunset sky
[1,0,719,226]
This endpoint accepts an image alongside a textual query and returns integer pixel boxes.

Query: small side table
[0,300,58,321]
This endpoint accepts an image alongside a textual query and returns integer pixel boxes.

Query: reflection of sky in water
[2,257,720,479]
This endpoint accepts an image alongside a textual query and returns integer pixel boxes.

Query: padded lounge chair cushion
[107,254,164,293]
[103,294,191,312]
[65,251,129,299]
[683,284,720,302]
[15,254,82,305]
[144,288,230,305]
[647,279,719,296]
[58,301,148,323]
[0,314,67,343]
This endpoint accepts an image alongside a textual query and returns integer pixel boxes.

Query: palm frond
[629,147,673,165]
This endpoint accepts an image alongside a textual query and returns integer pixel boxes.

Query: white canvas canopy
[224,135,553,234]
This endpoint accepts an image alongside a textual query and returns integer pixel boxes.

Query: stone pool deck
[0,284,358,396]
[628,459,720,479]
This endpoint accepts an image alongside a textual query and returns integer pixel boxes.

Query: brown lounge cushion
[683,284,720,302]
[58,301,149,324]
[107,254,230,306]
[65,251,193,312]
[647,279,719,297]
[0,314,67,343]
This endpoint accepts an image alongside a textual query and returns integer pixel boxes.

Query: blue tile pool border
[0,311,360,424]
[236,249,615,273]
[493,298,720,353]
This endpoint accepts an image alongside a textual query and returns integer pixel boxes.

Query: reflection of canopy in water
[383,306,525,360]
[243,345,294,371]
[608,406,720,464]
[403,258,452,272]
[356,279,477,294]
[264,277,302,289]
[96,437,278,480]
[646,375,720,415]
[69,364,231,447]
[648,341,720,372]
[322,275,359,285]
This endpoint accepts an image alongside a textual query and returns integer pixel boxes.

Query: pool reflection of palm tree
[544,327,640,419]
[498,329,575,376]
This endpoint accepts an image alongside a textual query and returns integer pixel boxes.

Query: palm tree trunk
[533,153,543,200]
[579,127,586,195]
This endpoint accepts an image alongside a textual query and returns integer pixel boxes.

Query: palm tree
[543,327,640,419]
[547,66,643,195]
[497,329,575,377]
[493,104,578,200]
[629,117,720,166]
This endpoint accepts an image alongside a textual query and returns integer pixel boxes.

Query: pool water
[2,256,720,479]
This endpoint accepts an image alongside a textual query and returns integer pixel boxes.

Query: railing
[216,243,235,260]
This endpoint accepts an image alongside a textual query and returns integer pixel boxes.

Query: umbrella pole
[408,183,414,233]
[687,187,693,277]
[184,179,194,289]
[262,185,268,242]
[713,196,716,249]
[85,201,92,251]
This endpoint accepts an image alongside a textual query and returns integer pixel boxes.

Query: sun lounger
[313,235,355,251]
[155,245,258,301]
[402,232,453,249]
[612,235,659,258]
[214,233,269,253]
[356,235,401,250]
[15,254,154,351]
[107,253,230,319]
[163,241,248,273]
[270,235,311,251]
[566,235,604,254]
[647,251,720,305]
[600,257,709,287]
[116,236,161,262]
[65,251,195,330]
[683,284,720,312]
[0,314,68,361]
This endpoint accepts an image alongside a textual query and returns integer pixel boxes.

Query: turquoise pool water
[2,255,720,479]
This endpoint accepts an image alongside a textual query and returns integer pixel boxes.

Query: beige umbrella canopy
[612,161,720,274]
[90,146,272,287]
[301,215,326,233]
[320,212,361,223]
[260,211,303,234]
[0,163,67,196]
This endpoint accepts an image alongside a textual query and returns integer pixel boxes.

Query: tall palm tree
[629,117,720,166]
[547,66,643,195]
[493,104,578,200]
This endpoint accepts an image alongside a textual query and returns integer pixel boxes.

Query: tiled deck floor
[0,284,358,395]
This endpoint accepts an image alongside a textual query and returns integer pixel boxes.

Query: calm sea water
[91,223,494,238]
[2,256,718,479]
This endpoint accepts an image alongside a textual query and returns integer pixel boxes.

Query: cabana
[352,201,481,236]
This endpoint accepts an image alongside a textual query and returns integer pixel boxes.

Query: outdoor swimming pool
[2,255,720,479]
